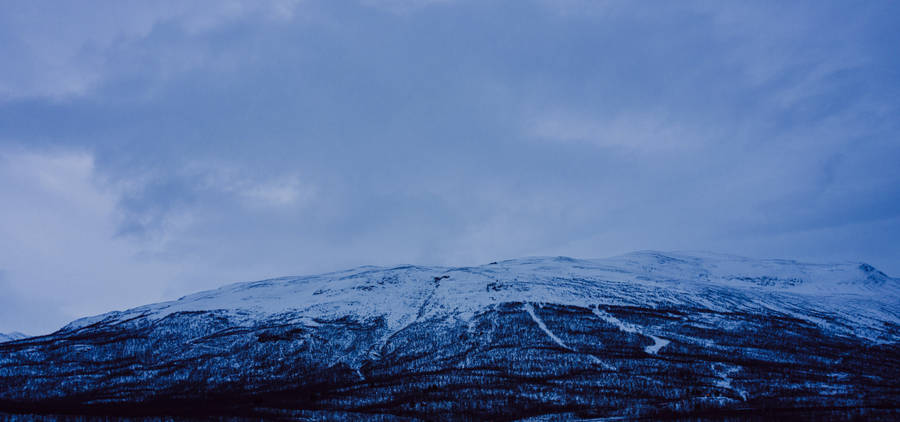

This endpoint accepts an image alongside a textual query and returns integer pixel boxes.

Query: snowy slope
[63,251,900,342]
[1,251,898,420]
[0,332,26,343]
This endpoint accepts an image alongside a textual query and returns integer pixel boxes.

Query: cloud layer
[1,0,899,334]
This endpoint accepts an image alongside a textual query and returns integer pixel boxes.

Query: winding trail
[592,305,669,355]
[524,303,617,371]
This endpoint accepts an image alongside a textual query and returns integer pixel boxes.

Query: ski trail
[524,303,616,370]
[591,305,639,333]
[523,302,571,350]
[592,305,669,355]
[589,355,617,371]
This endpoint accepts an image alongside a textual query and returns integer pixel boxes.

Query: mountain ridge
[0,332,26,343]
[59,251,899,340]
[1,251,898,420]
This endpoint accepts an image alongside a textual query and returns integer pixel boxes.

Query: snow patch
[712,364,747,401]
[645,336,670,354]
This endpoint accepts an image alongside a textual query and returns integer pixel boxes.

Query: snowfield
[1,251,898,420]
[63,251,900,341]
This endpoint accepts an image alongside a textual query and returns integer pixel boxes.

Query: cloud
[0,0,898,335]
[360,0,455,14]
[0,147,322,334]
[0,148,175,333]
[188,161,317,208]
[527,110,714,151]
[113,160,317,239]
[0,269,69,338]
[239,176,314,207]
[0,0,304,100]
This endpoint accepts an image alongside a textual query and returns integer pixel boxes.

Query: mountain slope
[1,251,898,420]
[0,332,26,343]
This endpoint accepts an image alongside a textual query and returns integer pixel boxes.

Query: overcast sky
[1,0,899,334]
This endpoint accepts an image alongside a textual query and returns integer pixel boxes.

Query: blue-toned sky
[1,0,899,334]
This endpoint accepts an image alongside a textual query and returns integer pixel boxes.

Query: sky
[1,0,899,334]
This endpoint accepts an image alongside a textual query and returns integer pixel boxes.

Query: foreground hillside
[1,251,898,420]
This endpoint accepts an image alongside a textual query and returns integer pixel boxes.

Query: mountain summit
[1,252,898,420]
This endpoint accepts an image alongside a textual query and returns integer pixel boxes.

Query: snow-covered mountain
[0,332,26,343]
[1,251,898,420]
